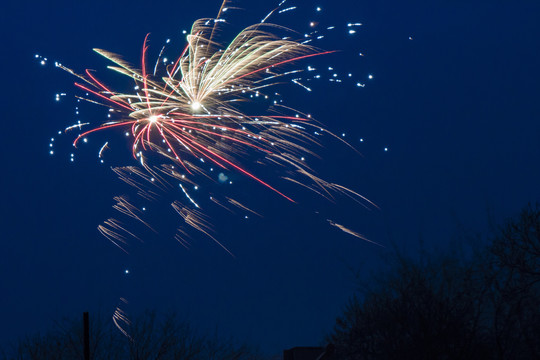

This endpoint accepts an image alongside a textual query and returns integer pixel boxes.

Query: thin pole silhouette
[83,312,90,360]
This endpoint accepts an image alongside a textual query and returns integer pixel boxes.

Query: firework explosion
[48,0,375,254]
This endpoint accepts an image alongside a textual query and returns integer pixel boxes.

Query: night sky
[2,0,540,357]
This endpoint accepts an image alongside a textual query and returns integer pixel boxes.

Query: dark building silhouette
[283,345,334,360]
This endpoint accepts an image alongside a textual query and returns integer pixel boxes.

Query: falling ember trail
[53,0,377,254]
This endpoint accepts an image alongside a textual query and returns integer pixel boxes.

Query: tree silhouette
[328,203,540,360]
[2,311,263,360]
[488,203,540,358]
[328,253,491,359]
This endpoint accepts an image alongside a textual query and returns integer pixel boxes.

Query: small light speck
[368,74,373,79]
[360,138,364,142]
[384,147,388,152]
[125,269,130,274]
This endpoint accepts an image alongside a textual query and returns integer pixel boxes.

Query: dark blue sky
[2,0,540,356]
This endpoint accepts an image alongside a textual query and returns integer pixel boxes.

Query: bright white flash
[191,101,202,111]
[149,115,159,123]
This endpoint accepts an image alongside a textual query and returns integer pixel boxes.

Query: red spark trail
[181,133,295,202]
[75,83,134,112]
